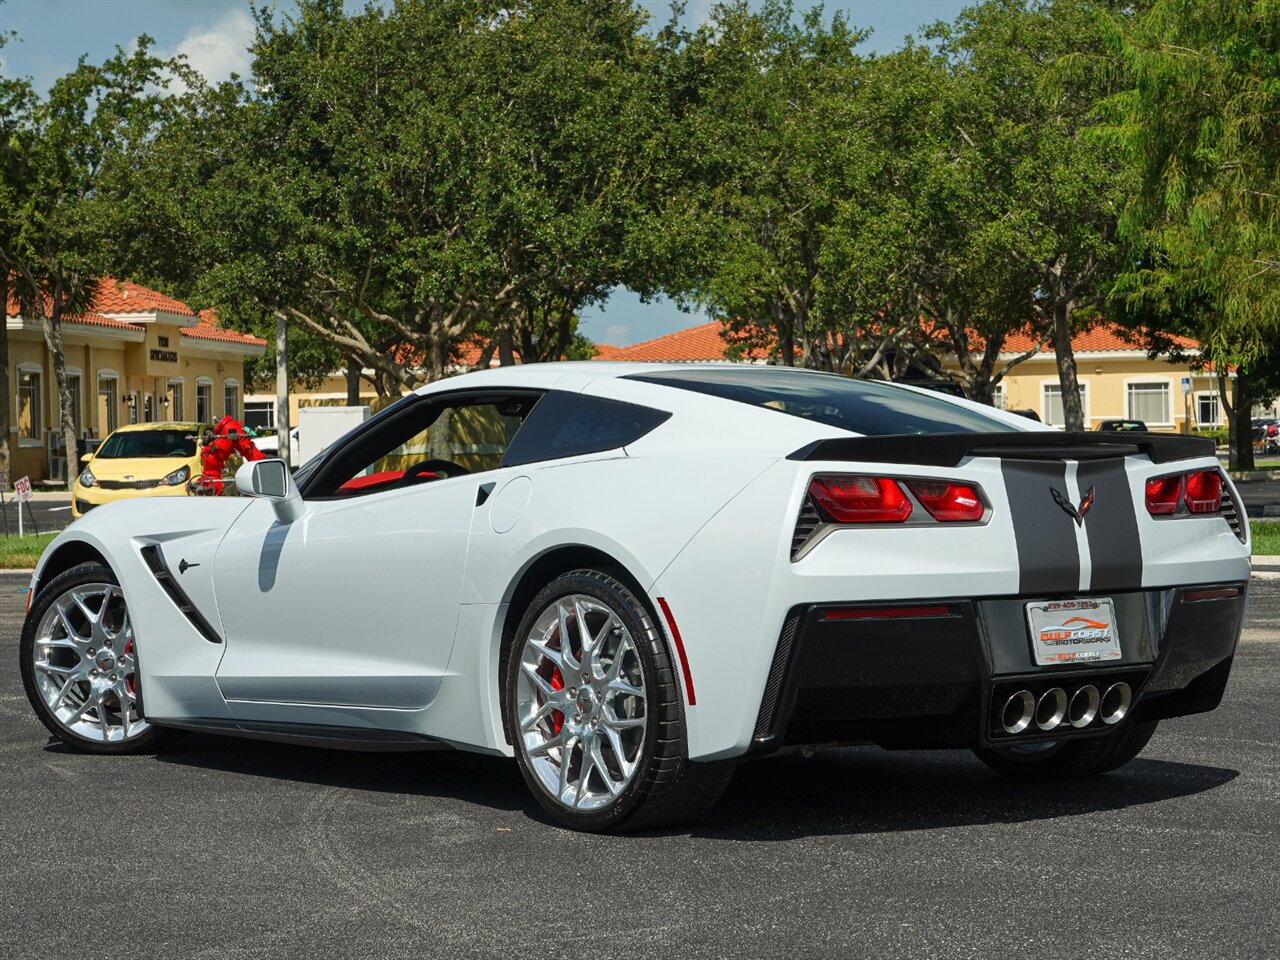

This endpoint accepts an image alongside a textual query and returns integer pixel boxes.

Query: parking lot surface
[1,571,1277,959]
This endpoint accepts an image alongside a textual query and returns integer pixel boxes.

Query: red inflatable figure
[191,415,265,496]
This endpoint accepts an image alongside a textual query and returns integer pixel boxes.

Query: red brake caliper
[549,668,565,734]
[124,638,137,697]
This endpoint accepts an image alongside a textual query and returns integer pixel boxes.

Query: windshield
[627,367,1018,436]
[96,429,197,459]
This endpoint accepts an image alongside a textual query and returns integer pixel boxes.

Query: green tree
[1103,0,1280,465]
[928,0,1133,429]
[132,0,672,391]
[0,24,31,485]
[0,40,183,477]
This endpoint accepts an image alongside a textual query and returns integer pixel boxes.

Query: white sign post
[14,476,32,538]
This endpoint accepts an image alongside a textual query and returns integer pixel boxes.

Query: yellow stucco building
[6,279,266,484]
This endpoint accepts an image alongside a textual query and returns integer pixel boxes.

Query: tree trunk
[345,355,361,405]
[275,313,290,467]
[0,270,10,491]
[1051,300,1085,431]
[1225,370,1255,472]
[42,301,79,486]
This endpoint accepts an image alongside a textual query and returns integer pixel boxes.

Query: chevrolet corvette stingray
[19,363,1250,831]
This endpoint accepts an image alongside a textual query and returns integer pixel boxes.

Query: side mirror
[235,458,305,524]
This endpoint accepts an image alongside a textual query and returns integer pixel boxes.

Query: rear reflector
[1184,470,1223,514]
[1145,474,1183,515]
[808,476,912,524]
[906,480,984,522]
[1182,586,1242,602]
[822,605,953,621]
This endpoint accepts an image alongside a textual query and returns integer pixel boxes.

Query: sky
[0,0,968,346]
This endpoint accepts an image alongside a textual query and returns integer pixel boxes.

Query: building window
[97,376,118,435]
[128,392,139,425]
[244,400,275,432]
[1195,392,1220,427]
[143,393,154,423]
[991,384,1006,411]
[65,373,82,436]
[223,380,240,420]
[1127,381,1171,425]
[196,381,212,422]
[167,380,184,420]
[17,369,41,442]
[1042,382,1089,428]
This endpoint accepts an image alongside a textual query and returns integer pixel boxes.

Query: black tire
[973,719,1159,781]
[20,561,183,755]
[503,568,734,832]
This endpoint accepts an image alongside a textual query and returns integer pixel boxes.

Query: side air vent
[139,544,222,644]
[753,607,803,741]
[1219,477,1247,543]
[791,495,824,560]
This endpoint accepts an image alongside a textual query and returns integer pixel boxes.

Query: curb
[1231,470,1280,481]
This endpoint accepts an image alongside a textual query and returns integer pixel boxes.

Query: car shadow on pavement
[133,732,1239,838]
[688,747,1239,841]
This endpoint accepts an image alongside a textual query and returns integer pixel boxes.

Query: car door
[211,391,537,719]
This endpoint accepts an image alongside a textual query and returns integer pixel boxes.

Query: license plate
[1025,598,1122,666]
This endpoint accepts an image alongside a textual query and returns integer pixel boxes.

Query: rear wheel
[973,719,1159,780]
[20,562,181,754]
[504,568,734,832]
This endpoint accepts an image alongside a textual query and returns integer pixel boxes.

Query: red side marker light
[1145,474,1183,516]
[656,597,696,706]
[809,476,912,524]
[906,481,984,523]
[1183,470,1223,514]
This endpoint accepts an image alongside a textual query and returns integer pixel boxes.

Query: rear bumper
[748,582,1247,755]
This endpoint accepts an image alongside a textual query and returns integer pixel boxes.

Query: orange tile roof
[92,278,196,317]
[597,319,1202,362]
[182,308,267,347]
[1001,324,1200,354]
[602,320,771,363]
[7,277,264,346]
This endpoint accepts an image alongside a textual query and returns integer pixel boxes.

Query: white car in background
[19,363,1250,831]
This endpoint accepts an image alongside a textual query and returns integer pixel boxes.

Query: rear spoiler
[787,431,1215,468]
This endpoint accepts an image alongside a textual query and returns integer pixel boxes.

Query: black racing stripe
[1078,458,1143,592]
[1002,460,1081,595]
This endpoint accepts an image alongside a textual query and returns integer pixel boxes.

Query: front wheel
[20,562,181,754]
[504,568,734,832]
[973,719,1159,780]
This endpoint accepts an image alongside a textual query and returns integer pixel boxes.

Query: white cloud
[163,7,255,89]
[603,324,631,346]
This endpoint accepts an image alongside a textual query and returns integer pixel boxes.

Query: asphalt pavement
[0,572,1277,959]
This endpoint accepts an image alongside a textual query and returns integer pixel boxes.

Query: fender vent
[139,544,222,644]
[1219,477,1247,543]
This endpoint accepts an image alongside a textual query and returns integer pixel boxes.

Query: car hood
[87,456,196,481]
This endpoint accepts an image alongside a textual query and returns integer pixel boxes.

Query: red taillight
[906,480,985,523]
[1145,474,1183,516]
[1184,469,1223,514]
[809,476,912,524]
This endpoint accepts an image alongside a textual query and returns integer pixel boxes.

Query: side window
[501,392,670,467]
[304,393,539,499]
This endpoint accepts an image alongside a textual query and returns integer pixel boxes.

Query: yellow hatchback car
[72,422,208,519]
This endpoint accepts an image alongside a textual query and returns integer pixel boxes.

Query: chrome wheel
[515,593,647,811]
[30,582,148,743]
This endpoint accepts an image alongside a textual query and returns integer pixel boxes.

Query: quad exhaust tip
[1001,690,1035,734]
[1069,684,1100,729]
[1100,682,1132,725]
[998,680,1133,736]
[1035,687,1068,731]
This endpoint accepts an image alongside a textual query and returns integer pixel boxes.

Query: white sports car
[19,363,1250,831]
